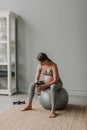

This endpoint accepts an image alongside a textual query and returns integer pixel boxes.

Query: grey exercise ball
[38,87,69,110]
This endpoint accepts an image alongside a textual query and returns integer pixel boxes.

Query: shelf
[0,41,15,44]
[0,41,7,43]
[0,62,8,65]
[0,62,16,65]
[0,11,17,95]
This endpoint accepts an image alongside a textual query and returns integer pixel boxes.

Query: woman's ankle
[51,108,55,114]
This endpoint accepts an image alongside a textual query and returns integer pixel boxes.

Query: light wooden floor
[0,93,87,113]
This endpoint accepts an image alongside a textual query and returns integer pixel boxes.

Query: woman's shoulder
[51,62,58,70]
[51,61,57,66]
[37,63,42,70]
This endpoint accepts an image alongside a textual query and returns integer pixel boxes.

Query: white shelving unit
[0,11,17,95]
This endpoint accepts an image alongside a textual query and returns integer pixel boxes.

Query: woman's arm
[34,64,42,83]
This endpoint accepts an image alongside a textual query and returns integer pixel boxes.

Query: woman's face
[39,60,46,65]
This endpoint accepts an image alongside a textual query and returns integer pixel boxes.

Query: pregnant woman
[22,52,63,118]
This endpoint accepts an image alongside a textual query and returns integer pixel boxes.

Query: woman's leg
[49,82,62,117]
[22,81,45,111]
[22,82,36,111]
[28,82,36,103]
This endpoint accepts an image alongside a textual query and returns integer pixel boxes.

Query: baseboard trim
[67,90,87,97]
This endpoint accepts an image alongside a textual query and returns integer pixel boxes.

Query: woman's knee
[50,84,57,92]
[30,82,35,87]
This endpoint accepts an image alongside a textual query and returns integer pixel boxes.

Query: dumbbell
[13,100,25,105]
[17,100,25,104]
[13,101,18,105]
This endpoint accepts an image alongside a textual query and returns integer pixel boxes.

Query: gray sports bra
[42,66,62,84]
[42,68,53,76]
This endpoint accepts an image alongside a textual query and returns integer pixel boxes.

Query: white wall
[0,0,87,96]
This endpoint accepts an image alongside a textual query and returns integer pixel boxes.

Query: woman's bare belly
[43,76,53,83]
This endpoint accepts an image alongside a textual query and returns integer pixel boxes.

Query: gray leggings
[28,81,63,109]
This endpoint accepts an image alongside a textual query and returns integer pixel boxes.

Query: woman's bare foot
[21,103,32,111]
[49,109,56,118]
[49,113,56,118]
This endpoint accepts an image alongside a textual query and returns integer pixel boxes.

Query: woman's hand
[37,85,45,92]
